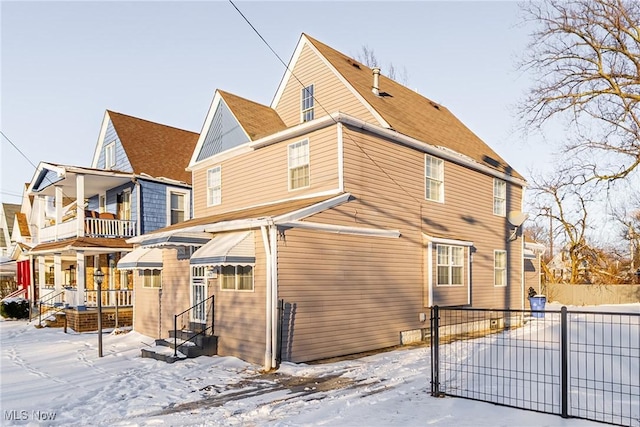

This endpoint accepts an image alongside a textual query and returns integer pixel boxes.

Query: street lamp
[94,267,104,357]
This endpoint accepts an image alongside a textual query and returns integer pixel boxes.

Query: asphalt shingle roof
[108,111,199,184]
[304,34,523,180]
[218,90,287,141]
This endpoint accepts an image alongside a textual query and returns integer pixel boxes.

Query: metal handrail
[174,295,215,358]
[38,290,65,325]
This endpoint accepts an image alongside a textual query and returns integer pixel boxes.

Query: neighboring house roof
[141,194,342,236]
[2,203,20,237]
[15,213,30,238]
[218,90,287,140]
[29,237,132,254]
[107,110,199,184]
[294,34,523,180]
[0,231,5,248]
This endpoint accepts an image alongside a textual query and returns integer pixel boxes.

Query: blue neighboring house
[25,110,198,330]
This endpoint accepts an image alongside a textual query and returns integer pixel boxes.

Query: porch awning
[117,247,163,270]
[190,231,255,266]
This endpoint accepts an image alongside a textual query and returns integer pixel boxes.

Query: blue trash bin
[529,296,546,318]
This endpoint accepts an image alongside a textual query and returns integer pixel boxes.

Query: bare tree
[519,0,640,182]
[354,45,410,85]
[528,170,595,283]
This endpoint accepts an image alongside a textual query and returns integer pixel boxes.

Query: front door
[190,266,207,324]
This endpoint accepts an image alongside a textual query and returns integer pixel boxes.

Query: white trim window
[99,194,106,213]
[167,189,190,225]
[220,265,254,291]
[141,269,161,288]
[301,84,314,122]
[288,139,310,190]
[494,250,507,287]
[425,155,444,202]
[436,245,464,286]
[105,141,116,169]
[493,179,506,216]
[207,166,222,206]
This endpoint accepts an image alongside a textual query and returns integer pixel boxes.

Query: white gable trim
[270,34,390,129]
[91,111,111,168]
[278,220,400,238]
[273,192,351,223]
[188,91,252,170]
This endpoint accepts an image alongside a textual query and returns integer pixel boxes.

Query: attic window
[105,142,116,169]
[301,85,314,122]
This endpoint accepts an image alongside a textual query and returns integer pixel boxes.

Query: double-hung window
[167,189,190,225]
[288,139,310,190]
[425,155,444,202]
[141,269,162,288]
[494,250,507,287]
[301,84,314,122]
[220,265,254,291]
[436,245,464,286]
[207,166,221,206]
[493,179,506,216]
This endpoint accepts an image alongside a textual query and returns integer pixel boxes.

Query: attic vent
[347,58,361,69]
[430,101,441,110]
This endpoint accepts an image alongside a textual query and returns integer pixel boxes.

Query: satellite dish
[508,211,528,227]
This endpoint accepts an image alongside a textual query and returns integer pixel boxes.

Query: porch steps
[140,330,218,363]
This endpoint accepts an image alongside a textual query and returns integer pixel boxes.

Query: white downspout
[270,225,278,369]
[260,225,273,371]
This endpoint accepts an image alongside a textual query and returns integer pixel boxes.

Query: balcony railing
[39,217,136,242]
[84,289,133,308]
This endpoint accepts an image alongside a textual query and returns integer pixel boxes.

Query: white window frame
[98,194,106,213]
[207,166,222,206]
[105,141,116,169]
[301,84,314,122]
[494,250,507,287]
[288,139,310,190]
[141,269,162,288]
[425,154,444,202]
[493,179,506,216]
[436,244,464,287]
[166,188,190,226]
[220,265,254,292]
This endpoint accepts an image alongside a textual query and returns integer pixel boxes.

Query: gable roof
[218,90,287,140]
[2,203,20,236]
[287,34,523,180]
[189,90,288,168]
[14,213,30,238]
[102,111,199,184]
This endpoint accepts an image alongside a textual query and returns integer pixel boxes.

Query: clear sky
[1,1,550,207]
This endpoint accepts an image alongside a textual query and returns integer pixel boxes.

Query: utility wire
[1,130,38,170]
[227,0,422,205]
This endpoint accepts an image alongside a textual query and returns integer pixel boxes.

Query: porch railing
[39,217,136,242]
[84,289,133,307]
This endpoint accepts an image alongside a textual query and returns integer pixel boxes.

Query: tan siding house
[130,33,528,369]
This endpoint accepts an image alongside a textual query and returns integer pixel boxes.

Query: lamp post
[94,267,104,357]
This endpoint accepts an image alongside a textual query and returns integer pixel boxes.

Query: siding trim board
[247,113,525,186]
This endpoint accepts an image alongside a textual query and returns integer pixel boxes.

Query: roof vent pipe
[372,67,381,96]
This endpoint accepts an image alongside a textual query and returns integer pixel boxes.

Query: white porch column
[76,251,86,310]
[55,185,64,241]
[38,256,46,300]
[76,174,85,237]
[54,253,62,293]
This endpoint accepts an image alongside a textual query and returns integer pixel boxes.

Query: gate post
[430,305,441,397]
[561,306,568,418]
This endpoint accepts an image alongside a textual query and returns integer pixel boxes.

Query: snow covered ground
[1,303,636,426]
